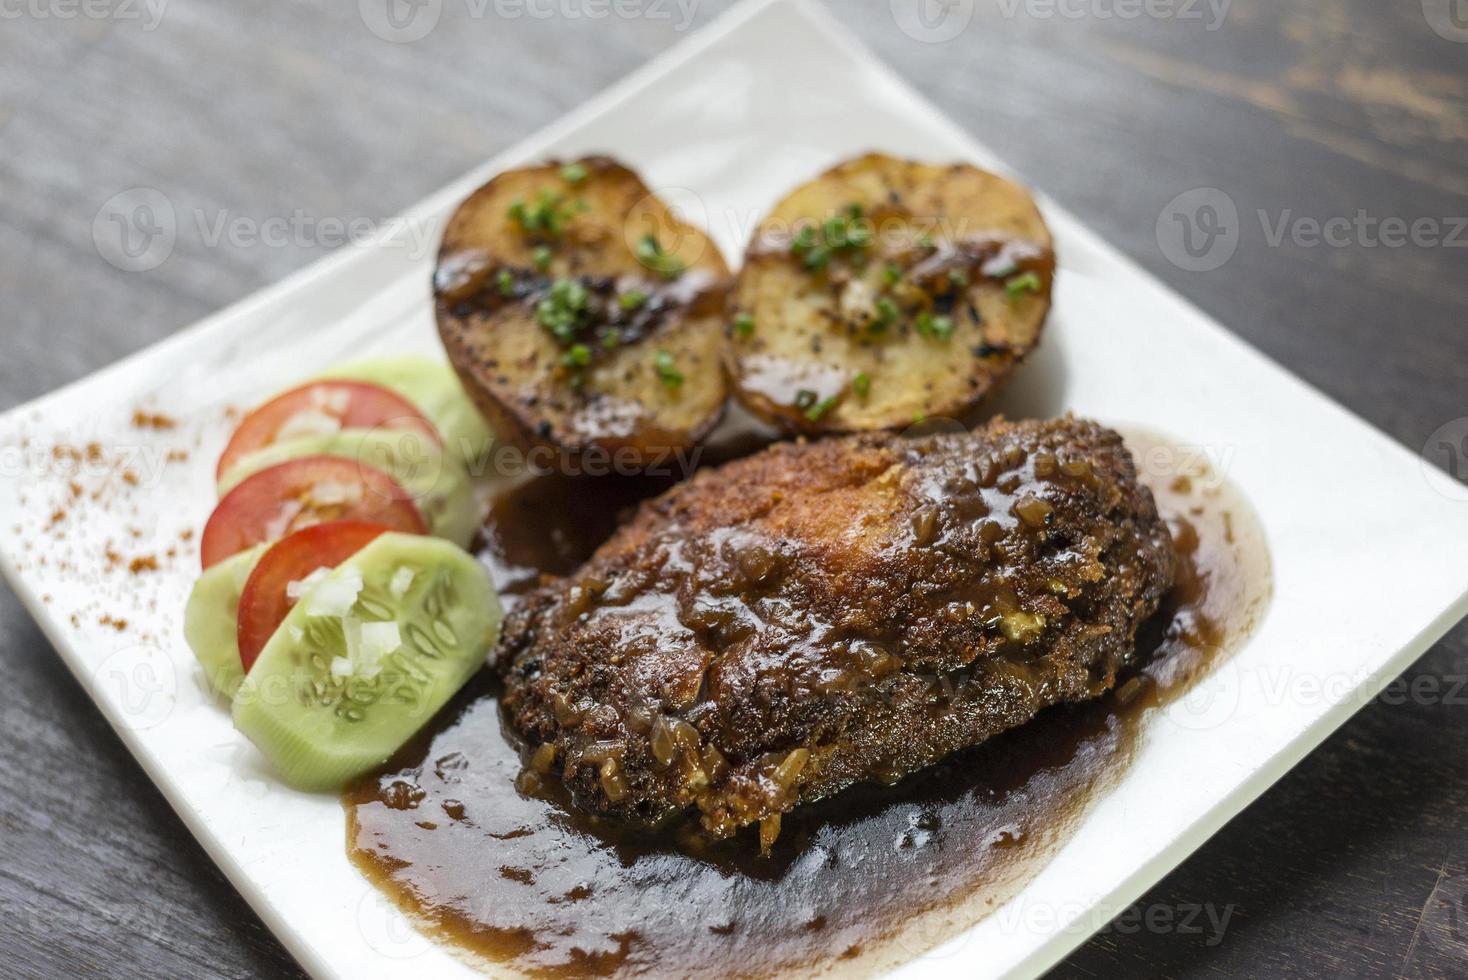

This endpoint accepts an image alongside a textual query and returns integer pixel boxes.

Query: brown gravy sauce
[345,426,1273,978]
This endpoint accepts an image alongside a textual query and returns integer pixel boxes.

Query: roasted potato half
[436,156,731,468]
[728,153,1055,434]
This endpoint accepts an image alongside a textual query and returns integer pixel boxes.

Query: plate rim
[3,2,1467,978]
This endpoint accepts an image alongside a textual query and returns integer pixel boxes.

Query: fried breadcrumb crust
[499,417,1175,845]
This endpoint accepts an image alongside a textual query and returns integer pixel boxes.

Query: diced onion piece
[839,277,876,322]
[359,622,402,666]
[343,615,363,667]
[263,498,306,542]
[286,566,332,601]
[311,386,352,414]
[304,568,363,617]
[307,479,358,507]
[389,566,416,599]
[276,407,343,442]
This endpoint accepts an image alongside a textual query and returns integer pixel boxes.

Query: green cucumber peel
[184,545,267,701]
[231,533,502,792]
[315,357,496,471]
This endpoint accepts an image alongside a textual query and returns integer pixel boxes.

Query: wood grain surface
[2,0,1466,976]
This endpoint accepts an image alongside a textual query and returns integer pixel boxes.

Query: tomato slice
[200,456,427,569]
[236,521,391,671]
[217,380,441,480]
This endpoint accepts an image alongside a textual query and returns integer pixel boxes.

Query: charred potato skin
[436,156,731,468]
[727,153,1055,436]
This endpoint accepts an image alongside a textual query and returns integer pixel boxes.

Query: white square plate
[4,1,1468,977]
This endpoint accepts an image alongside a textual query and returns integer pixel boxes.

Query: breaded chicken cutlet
[498,417,1175,848]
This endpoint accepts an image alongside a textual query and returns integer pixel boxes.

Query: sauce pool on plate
[344,428,1272,978]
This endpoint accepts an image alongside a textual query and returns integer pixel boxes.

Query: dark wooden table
[3,0,1466,976]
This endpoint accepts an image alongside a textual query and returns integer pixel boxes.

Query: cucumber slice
[317,357,496,470]
[217,428,480,547]
[184,544,267,699]
[231,533,502,791]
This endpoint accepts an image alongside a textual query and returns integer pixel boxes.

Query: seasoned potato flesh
[436,156,730,466]
[729,153,1054,434]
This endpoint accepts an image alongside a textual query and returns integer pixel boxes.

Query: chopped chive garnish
[913,411,927,424]
[826,211,871,251]
[949,269,970,286]
[497,269,515,296]
[917,234,935,249]
[562,343,592,368]
[987,257,1019,278]
[535,278,590,342]
[560,162,589,184]
[618,289,648,311]
[636,234,686,280]
[882,263,903,287]
[871,297,900,333]
[655,348,684,388]
[852,371,871,399]
[733,313,755,339]
[794,389,818,411]
[508,190,580,238]
[532,245,553,272]
[805,396,838,422]
[602,328,622,349]
[791,202,873,273]
[916,312,954,340]
[1006,272,1042,297]
[792,226,828,271]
